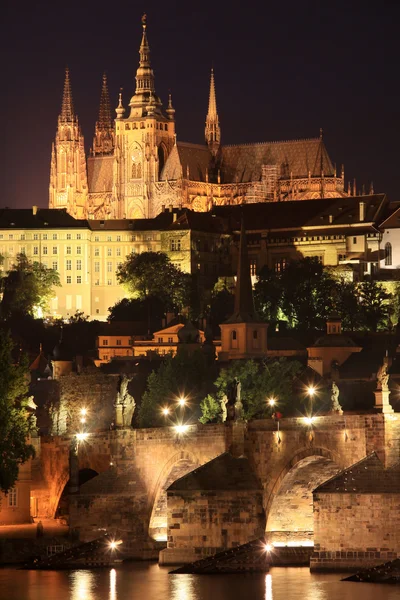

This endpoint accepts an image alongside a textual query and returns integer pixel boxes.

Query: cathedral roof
[220,137,334,182]
[167,210,228,233]
[161,142,213,182]
[87,154,113,193]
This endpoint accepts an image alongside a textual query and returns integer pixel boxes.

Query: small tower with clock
[113,15,176,218]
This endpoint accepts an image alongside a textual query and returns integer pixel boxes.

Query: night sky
[3,0,400,209]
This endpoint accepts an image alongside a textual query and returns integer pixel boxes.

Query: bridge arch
[55,468,99,519]
[265,447,342,546]
[148,450,200,541]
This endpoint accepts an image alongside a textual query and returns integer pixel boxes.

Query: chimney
[169,204,173,213]
[173,212,177,222]
[329,215,333,224]
[32,205,38,216]
[359,201,365,222]
[161,205,165,213]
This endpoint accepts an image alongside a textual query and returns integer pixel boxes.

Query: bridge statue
[220,393,229,423]
[234,378,244,421]
[376,359,389,392]
[114,375,136,428]
[374,357,394,414]
[330,381,343,415]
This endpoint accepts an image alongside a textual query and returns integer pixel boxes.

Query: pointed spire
[60,67,75,122]
[205,68,221,156]
[97,73,112,130]
[232,217,257,320]
[166,92,175,121]
[115,88,125,119]
[370,181,374,194]
[129,14,162,116]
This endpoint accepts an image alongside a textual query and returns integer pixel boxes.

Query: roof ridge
[222,137,320,148]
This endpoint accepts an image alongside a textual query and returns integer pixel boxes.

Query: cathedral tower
[92,73,114,155]
[113,14,176,218]
[205,68,221,157]
[49,68,88,218]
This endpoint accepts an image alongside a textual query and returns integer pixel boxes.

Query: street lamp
[268,397,276,407]
[162,407,170,416]
[178,396,186,407]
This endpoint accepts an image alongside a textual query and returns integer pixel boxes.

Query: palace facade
[49,15,353,222]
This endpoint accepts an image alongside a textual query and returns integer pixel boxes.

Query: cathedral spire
[93,73,114,155]
[60,67,75,122]
[129,14,162,116]
[205,68,221,156]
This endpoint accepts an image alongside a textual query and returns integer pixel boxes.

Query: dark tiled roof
[0,208,88,229]
[88,210,181,231]
[311,334,360,348]
[87,155,113,193]
[167,210,228,234]
[167,453,262,492]
[177,142,213,181]
[268,337,307,352]
[378,201,400,229]
[212,195,387,232]
[313,453,400,494]
[98,321,148,336]
[220,138,334,183]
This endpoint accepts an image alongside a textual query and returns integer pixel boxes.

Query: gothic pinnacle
[60,67,75,122]
[97,73,112,130]
[205,67,221,156]
[115,88,125,119]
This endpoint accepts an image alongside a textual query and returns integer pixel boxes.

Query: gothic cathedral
[49,15,352,221]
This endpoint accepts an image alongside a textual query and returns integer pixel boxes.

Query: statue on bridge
[376,359,390,392]
[330,381,343,414]
[114,375,136,428]
[234,378,244,421]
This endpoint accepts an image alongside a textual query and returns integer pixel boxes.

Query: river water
[0,563,399,600]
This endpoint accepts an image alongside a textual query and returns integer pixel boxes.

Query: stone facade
[159,454,265,565]
[311,453,400,570]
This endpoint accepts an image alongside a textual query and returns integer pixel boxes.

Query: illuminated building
[49,15,353,222]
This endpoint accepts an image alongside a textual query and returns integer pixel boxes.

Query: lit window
[33,246,39,255]
[250,259,257,276]
[107,261,112,272]
[107,248,112,256]
[53,246,58,254]
[76,260,82,270]
[158,337,163,343]
[8,487,17,507]
[33,234,38,240]
[66,246,71,255]
[103,339,108,346]
[76,275,82,284]
[116,235,121,242]
[66,260,72,270]
[66,275,71,284]
[116,340,122,346]
[66,233,71,240]
[168,337,173,343]
[77,234,81,240]
[77,246,81,255]
[116,248,121,257]
[94,262,100,273]
[385,242,392,266]
[43,246,48,255]
[170,238,181,251]
[52,261,58,271]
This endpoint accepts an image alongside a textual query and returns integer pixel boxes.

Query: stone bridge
[31,412,400,545]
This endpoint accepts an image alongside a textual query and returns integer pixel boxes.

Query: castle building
[49,15,352,222]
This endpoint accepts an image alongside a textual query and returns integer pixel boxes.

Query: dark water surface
[0,563,399,600]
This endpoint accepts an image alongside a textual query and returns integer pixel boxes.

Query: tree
[108,297,166,332]
[253,266,282,324]
[199,394,221,424]
[280,257,336,330]
[200,358,302,422]
[358,280,392,332]
[334,279,361,331]
[117,251,191,312]
[1,254,60,319]
[139,348,213,428]
[0,330,35,493]
[208,288,235,334]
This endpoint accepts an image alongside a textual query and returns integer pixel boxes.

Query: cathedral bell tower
[49,68,88,218]
[113,14,176,219]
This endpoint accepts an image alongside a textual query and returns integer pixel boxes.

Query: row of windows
[124,121,168,131]
[0,233,85,241]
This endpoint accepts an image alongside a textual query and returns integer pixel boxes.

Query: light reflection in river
[70,570,96,600]
[170,573,196,600]
[265,573,273,600]
[109,568,117,600]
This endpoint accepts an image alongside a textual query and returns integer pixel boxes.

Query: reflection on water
[109,568,117,600]
[265,574,273,600]
[1,564,399,600]
[171,573,196,600]
[70,570,96,600]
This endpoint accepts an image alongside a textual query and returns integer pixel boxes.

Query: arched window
[131,163,142,179]
[253,330,258,339]
[158,144,166,177]
[232,331,237,340]
[385,242,392,266]
[231,329,238,349]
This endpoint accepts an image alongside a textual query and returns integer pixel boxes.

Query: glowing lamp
[307,386,316,397]
[109,539,122,551]
[174,424,189,435]
[268,398,276,407]
[80,417,86,424]
[264,543,272,553]
[76,432,89,441]
[162,407,170,416]
[303,416,315,426]
[178,397,186,407]
[80,408,87,416]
